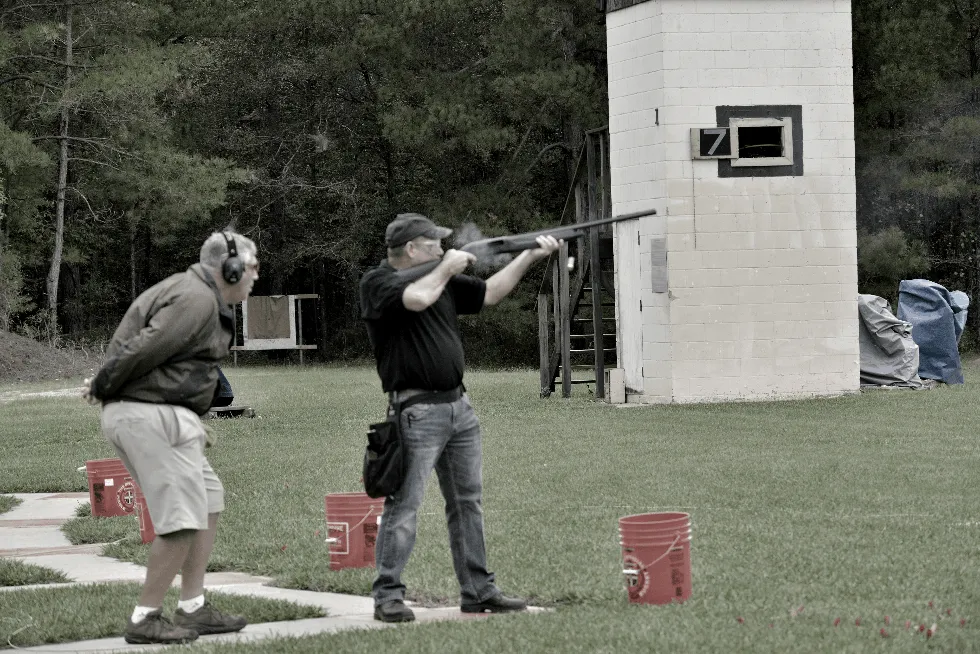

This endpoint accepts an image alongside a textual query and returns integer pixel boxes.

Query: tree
[169,0,608,359]
[1,0,246,340]
[853,0,980,339]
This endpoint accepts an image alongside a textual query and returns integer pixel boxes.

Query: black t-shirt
[359,260,487,392]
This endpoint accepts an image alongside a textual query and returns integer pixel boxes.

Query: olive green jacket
[92,264,234,415]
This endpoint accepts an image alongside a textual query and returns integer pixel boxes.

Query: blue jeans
[372,394,499,606]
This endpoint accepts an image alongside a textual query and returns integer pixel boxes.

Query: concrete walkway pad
[3,493,546,652]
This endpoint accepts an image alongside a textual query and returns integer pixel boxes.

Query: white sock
[131,606,157,624]
[178,595,205,613]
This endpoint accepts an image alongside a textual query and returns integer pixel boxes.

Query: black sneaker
[461,593,527,614]
[374,599,416,623]
[174,601,247,635]
[124,609,199,644]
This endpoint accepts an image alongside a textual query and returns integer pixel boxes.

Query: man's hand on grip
[441,249,476,275]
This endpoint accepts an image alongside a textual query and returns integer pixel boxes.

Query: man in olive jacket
[84,230,259,645]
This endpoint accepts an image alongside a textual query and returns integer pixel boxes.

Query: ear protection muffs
[221,232,244,284]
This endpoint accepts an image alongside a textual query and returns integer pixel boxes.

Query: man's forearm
[483,251,538,306]
[402,261,457,311]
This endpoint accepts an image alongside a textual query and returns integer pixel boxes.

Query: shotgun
[394,209,657,282]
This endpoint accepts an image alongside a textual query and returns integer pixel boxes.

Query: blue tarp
[897,280,967,385]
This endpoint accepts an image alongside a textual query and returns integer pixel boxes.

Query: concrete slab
[0,518,67,527]
[200,572,274,586]
[1,544,104,557]
[5,554,274,587]
[8,553,147,583]
[14,606,549,653]
[6,493,88,521]
[209,583,375,616]
[0,525,73,550]
[4,492,549,653]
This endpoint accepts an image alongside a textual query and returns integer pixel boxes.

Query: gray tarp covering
[858,294,923,388]
[897,279,966,385]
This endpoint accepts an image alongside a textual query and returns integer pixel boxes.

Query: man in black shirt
[360,212,559,623]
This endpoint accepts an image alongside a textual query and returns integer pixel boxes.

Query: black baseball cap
[385,213,453,248]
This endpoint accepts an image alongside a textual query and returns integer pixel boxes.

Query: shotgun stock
[394,210,656,282]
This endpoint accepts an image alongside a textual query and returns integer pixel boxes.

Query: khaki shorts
[101,401,224,535]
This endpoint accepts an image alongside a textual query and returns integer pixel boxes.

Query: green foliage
[1,0,248,336]
[0,493,21,515]
[857,226,930,302]
[0,559,70,587]
[61,511,137,546]
[0,249,34,331]
[854,0,980,341]
[0,122,51,174]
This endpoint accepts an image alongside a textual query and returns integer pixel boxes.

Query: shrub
[857,226,930,303]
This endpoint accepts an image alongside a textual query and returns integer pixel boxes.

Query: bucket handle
[325,505,382,544]
[622,534,681,576]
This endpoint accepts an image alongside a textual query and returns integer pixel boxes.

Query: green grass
[60,502,138,546]
[1,364,979,652]
[0,495,20,515]
[0,560,70,587]
[0,584,325,649]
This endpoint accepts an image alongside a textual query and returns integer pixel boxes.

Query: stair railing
[537,126,612,398]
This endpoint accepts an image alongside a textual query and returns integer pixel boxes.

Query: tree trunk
[0,175,8,331]
[129,214,137,301]
[45,5,73,344]
[560,6,582,189]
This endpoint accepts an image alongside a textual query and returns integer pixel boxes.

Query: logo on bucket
[116,480,136,513]
[326,522,349,554]
[622,554,649,600]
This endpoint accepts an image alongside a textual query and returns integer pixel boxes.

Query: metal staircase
[537,127,617,399]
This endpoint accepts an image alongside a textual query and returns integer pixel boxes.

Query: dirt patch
[0,331,99,384]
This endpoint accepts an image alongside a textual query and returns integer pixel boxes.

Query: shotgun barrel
[394,209,657,282]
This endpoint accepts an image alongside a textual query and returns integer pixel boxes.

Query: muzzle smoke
[454,222,513,274]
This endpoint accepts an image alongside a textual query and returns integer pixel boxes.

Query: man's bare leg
[138,530,197,607]
[179,512,219,600]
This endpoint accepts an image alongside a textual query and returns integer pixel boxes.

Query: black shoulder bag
[363,401,404,498]
[362,388,462,498]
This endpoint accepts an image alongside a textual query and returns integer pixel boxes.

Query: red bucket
[85,459,137,517]
[619,512,692,605]
[133,485,156,544]
[325,493,384,570]
[619,512,690,531]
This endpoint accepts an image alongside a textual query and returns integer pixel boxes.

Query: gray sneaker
[174,601,247,635]
[124,609,198,644]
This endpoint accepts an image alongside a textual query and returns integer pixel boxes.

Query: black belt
[389,385,464,408]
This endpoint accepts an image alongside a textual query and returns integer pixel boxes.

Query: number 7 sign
[690,127,735,159]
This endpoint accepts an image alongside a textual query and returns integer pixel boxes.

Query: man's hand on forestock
[528,235,561,261]
[81,377,99,406]
[441,249,476,276]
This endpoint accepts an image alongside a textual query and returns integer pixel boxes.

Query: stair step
[569,348,616,354]
[569,333,616,338]
[573,318,616,323]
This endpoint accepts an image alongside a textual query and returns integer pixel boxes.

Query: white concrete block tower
[605,0,859,403]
